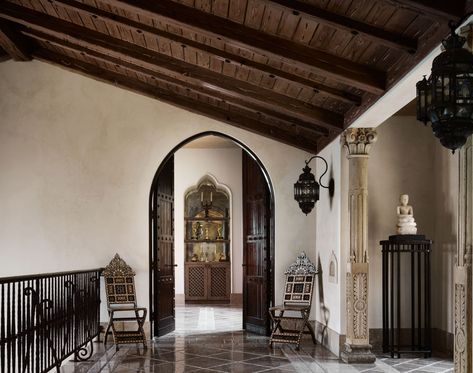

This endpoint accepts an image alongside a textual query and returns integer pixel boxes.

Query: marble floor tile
[61,305,454,373]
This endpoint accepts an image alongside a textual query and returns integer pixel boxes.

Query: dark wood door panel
[245,242,264,277]
[243,152,271,335]
[154,156,175,337]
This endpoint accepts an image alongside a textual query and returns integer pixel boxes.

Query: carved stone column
[340,128,377,364]
[455,135,472,373]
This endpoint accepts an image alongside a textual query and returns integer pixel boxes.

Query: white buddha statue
[396,194,417,235]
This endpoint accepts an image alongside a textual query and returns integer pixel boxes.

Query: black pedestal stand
[380,235,432,358]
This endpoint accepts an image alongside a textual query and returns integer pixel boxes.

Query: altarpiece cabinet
[184,178,231,303]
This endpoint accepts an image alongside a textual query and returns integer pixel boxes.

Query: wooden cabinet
[184,262,231,302]
[184,177,231,303]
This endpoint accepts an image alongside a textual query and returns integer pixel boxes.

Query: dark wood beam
[0,20,31,61]
[265,0,417,53]
[52,0,360,105]
[0,2,344,130]
[104,0,386,94]
[25,28,331,137]
[33,48,319,152]
[0,47,10,62]
[388,0,465,20]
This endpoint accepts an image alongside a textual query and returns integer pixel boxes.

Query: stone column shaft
[349,156,369,263]
[455,135,472,373]
[341,128,377,364]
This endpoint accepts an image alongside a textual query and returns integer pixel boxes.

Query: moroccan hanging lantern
[416,21,473,152]
[294,156,331,215]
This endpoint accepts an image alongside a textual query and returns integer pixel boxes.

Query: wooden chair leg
[296,309,311,349]
[268,310,284,347]
[136,308,147,349]
[104,315,112,345]
[306,321,317,345]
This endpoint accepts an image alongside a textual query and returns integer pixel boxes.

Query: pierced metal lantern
[416,22,473,152]
[294,156,330,215]
[416,75,431,125]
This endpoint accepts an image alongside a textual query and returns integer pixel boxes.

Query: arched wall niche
[184,174,233,219]
[183,173,236,292]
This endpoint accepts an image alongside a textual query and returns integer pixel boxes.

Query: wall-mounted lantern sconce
[416,20,473,153]
[294,156,334,215]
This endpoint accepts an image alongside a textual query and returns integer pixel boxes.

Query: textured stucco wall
[368,115,457,333]
[0,60,316,322]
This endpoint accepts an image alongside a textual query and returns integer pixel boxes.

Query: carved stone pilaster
[454,135,473,373]
[341,128,377,263]
[341,128,378,159]
[341,128,376,364]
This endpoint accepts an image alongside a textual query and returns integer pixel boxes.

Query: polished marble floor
[62,305,454,373]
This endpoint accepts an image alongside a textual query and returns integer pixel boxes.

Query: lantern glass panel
[442,106,453,118]
[456,105,469,118]
[416,77,430,123]
[456,76,473,102]
[443,76,450,100]
[435,76,443,101]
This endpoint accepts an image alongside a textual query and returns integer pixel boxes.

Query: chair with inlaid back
[269,252,318,350]
[103,254,147,350]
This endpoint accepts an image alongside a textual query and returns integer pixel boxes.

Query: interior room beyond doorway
[174,135,244,331]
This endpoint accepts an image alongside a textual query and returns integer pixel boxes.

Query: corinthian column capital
[341,128,378,158]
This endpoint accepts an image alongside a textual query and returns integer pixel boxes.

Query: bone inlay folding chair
[269,252,318,350]
[103,254,147,350]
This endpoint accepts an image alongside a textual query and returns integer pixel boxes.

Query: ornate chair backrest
[283,252,317,309]
[103,254,137,307]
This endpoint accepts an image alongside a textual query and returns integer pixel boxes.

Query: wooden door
[151,156,175,337]
[243,152,271,335]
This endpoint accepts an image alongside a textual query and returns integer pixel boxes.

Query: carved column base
[343,263,375,363]
[341,344,376,364]
[454,266,471,373]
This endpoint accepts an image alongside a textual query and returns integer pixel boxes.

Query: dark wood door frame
[148,131,275,338]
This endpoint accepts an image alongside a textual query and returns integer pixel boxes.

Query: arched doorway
[148,131,275,338]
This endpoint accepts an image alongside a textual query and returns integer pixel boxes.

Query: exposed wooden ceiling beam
[103,0,386,94]
[33,48,320,152]
[52,0,361,105]
[0,2,344,131]
[0,20,31,61]
[0,47,10,62]
[388,0,465,20]
[25,29,331,137]
[265,0,417,53]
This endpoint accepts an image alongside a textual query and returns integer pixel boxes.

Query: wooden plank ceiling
[0,0,469,152]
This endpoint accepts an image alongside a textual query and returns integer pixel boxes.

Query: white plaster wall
[313,137,345,355]
[367,115,457,333]
[431,143,457,334]
[315,138,342,336]
[174,148,243,295]
[0,60,316,322]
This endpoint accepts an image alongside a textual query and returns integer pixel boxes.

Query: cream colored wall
[431,141,457,333]
[311,114,458,349]
[0,60,316,321]
[174,147,243,295]
[314,138,343,334]
[313,137,346,355]
[367,115,457,333]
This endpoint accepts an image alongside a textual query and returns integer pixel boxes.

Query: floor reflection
[61,305,453,373]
